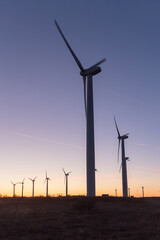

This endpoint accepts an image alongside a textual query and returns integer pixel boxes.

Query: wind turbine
[11,181,18,197]
[18,178,25,197]
[44,171,50,197]
[62,168,71,197]
[114,117,129,197]
[29,176,37,197]
[55,20,106,197]
[142,186,144,197]
[115,189,117,197]
[128,188,130,197]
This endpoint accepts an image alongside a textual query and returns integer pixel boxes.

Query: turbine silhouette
[11,181,18,197]
[115,189,117,197]
[55,20,105,197]
[142,186,144,197]
[18,178,25,197]
[44,171,50,197]
[62,168,71,196]
[128,187,130,197]
[114,117,129,197]
[29,176,37,197]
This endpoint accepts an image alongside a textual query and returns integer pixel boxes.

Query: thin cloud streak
[135,143,145,147]
[0,130,84,150]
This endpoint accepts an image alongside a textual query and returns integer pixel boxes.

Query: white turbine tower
[114,117,130,198]
[11,181,18,197]
[62,168,71,197]
[18,178,25,197]
[29,176,37,197]
[44,171,50,197]
[55,20,106,197]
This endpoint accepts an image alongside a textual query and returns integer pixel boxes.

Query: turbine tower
[11,181,17,197]
[44,171,50,197]
[29,176,37,197]
[128,188,130,197]
[142,186,144,197]
[62,168,71,197]
[18,178,25,197]
[55,20,106,197]
[115,189,117,197]
[114,117,129,197]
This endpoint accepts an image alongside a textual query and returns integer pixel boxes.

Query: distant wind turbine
[115,189,117,197]
[55,20,106,197]
[18,178,25,197]
[44,171,50,197]
[62,168,71,196]
[114,117,130,197]
[128,188,130,197]
[11,181,18,197]
[29,176,37,197]
[142,186,144,197]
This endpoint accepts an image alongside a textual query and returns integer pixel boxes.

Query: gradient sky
[0,0,160,197]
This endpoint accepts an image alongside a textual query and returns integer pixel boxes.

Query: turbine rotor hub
[80,66,101,77]
[118,135,128,140]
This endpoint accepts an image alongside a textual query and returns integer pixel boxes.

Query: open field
[0,197,160,240]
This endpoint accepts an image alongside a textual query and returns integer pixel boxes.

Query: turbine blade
[23,178,25,183]
[64,176,66,185]
[28,178,32,181]
[117,139,121,162]
[55,20,84,71]
[62,167,66,175]
[119,163,122,172]
[114,116,121,137]
[68,171,72,175]
[11,181,14,185]
[34,176,37,180]
[83,76,87,118]
[90,58,106,69]
[46,171,47,179]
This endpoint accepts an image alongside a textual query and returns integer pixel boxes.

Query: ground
[0,196,160,240]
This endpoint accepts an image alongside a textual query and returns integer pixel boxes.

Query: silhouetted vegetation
[0,197,159,239]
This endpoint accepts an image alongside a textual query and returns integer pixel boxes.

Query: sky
[0,0,160,197]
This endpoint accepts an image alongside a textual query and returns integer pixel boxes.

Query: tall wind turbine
[44,171,50,197]
[18,178,25,197]
[11,181,18,197]
[55,20,106,197]
[62,168,71,197]
[114,117,129,197]
[29,176,37,197]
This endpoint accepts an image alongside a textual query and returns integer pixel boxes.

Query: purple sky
[0,0,160,197]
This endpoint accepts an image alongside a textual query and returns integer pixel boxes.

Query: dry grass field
[0,196,160,240]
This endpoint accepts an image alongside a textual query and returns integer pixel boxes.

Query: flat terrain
[0,197,160,240]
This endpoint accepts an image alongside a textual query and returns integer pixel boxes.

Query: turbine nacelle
[118,134,129,140]
[66,172,71,176]
[80,66,101,77]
